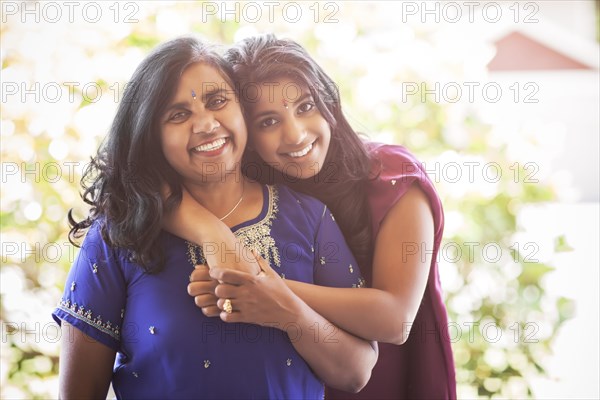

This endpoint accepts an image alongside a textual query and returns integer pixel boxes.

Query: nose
[282,118,307,145]
[192,111,220,135]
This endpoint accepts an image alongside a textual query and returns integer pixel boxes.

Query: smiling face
[246,78,331,180]
[160,62,246,185]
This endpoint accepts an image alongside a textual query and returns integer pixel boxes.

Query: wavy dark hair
[225,34,374,269]
[68,37,235,273]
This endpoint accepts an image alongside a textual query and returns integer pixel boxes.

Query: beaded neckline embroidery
[186,185,281,269]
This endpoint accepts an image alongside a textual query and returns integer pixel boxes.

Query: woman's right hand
[188,264,220,317]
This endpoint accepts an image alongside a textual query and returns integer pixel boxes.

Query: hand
[187,264,220,317]
[209,251,302,327]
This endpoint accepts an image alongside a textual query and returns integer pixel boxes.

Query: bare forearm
[163,196,219,245]
[286,301,377,393]
[163,199,259,273]
[286,281,412,344]
[200,224,259,273]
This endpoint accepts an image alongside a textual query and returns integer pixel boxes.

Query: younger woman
[171,34,456,399]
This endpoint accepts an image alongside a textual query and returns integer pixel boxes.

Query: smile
[286,142,313,158]
[192,138,227,153]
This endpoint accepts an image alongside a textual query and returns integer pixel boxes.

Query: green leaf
[554,235,574,252]
[517,263,555,286]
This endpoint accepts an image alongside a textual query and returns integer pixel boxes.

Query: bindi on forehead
[178,64,231,96]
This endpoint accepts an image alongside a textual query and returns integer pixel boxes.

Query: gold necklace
[219,181,245,221]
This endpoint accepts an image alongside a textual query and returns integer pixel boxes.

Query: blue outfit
[53,185,364,399]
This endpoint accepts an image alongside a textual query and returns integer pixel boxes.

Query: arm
[162,185,260,274]
[210,262,378,393]
[185,184,433,344]
[286,184,434,344]
[58,322,115,399]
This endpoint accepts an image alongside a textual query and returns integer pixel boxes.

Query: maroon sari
[327,142,456,399]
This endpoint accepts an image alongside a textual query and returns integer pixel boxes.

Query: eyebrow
[251,92,313,120]
[164,88,231,114]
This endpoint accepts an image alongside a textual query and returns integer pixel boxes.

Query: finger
[219,311,243,324]
[201,305,221,318]
[188,281,218,297]
[210,267,254,285]
[251,249,274,276]
[193,294,218,309]
[214,283,239,299]
[190,265,212,282]
[216,297,244,313]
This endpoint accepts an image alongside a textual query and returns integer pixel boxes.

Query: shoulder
[273,184,325,209]
[366,141,425,180]
[365,141,436,190]
[271,184,328,227]
[79,219,110,255]
[364,141,444,235]
[78,218,129,269]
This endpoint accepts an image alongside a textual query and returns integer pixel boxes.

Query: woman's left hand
[209,251,302,328]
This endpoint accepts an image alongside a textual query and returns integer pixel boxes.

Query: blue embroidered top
[53,185,364,399]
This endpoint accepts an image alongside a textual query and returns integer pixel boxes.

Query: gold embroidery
[187,185,281,268]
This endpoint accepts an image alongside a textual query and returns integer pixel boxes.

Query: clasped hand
[187,251,300,326]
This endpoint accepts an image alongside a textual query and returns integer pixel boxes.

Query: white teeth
[287,143,313,158]
[193,138,226,152]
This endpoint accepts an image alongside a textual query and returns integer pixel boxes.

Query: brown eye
[259,118,278,128]
[298,102,315,114]
[207,97,227,109]
[168,110,190,122]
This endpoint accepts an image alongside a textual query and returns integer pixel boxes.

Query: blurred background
[1,1,598,398]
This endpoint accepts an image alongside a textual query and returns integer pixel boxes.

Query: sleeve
[368,142,444,247]
[52,221,126,351]
[313,205,365,288]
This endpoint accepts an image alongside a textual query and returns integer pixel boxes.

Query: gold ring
[223,299,233,314]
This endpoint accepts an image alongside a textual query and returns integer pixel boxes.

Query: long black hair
[68,36,235,273]
[226,34,374,269]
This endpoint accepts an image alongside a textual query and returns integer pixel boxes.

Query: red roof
[488,31,592,71]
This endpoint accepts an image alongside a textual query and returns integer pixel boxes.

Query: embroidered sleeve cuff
[52,299,121,352]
